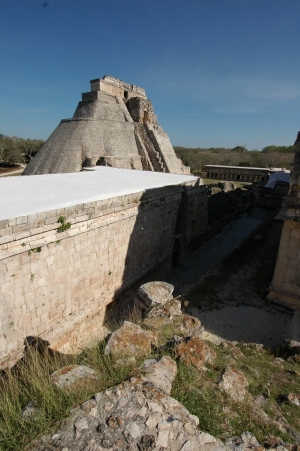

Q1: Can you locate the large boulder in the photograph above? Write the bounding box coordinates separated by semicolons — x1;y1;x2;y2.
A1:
174;334;216;370
179;315;203;337
218;367;249;402
104;321;158;357
135;281;174;310
279;339;300;357
140;356;177;395
225;431;263;451
142;298;183;331
51;365;99;391
286;393;300;407
142;301;203;338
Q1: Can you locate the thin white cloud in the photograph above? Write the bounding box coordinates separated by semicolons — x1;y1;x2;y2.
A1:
165;112;205;116
245;79;300;101
15;107;50;114
147;62;300;111
212;106;263;114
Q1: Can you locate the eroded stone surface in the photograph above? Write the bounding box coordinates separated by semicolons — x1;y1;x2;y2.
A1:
279;340;300;357
104;321;158;357
23;280;300;451
179;315;203;337
141;356;177;395
218;367;249;402
199;330;223;346
225;431;263;451
174;335;216;370
138;281;174;308
28;357;226;451
51;365;99;390
220;340;244;358
286;393;300;406
142;299;182;331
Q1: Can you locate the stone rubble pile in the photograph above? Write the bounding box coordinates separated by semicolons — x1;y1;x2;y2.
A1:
27;281;300;451
28;354;225;451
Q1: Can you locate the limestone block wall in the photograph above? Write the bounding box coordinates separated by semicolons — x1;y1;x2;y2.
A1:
178;185;208;242
269;220;300;309
173;184;208;264
146;125;185;174
0;183;207;368
90;77;147;100
127;98;156;124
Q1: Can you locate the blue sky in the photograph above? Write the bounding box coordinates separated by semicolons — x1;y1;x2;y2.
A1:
1;0;300;150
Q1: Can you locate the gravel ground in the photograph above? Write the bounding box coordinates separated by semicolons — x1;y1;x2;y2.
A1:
167;207;300;347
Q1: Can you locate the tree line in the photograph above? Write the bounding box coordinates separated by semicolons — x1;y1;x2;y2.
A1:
0;134;44;165
0;132;296;172
174;145;296;174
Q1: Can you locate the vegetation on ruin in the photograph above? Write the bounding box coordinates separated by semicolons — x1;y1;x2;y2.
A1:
57;216;71;233
172;345;300;443
174;145;296;174
0;344;136;451
0;314;299;451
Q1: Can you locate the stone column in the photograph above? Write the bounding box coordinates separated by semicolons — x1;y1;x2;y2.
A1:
268;132;300;309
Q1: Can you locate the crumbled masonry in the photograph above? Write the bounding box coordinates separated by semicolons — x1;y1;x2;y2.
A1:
27;281;300;451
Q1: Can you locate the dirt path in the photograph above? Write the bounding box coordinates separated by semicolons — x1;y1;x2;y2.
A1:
186;216;283;311
0;165;24;177
167;207;300;346
167;207;274;296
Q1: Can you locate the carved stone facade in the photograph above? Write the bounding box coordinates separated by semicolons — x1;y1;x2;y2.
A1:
23;76;189;176
201;165;271;183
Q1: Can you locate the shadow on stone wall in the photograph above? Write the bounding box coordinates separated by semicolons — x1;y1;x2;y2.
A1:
103;189;181;327
207;183;254;231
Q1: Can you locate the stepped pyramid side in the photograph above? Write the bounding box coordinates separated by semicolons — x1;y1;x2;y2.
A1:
24;76;189;175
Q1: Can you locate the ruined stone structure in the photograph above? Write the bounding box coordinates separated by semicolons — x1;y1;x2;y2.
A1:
202;165;290;208
269;132;300;309
0;167;207;368
201;165;272;183
23;76;189;176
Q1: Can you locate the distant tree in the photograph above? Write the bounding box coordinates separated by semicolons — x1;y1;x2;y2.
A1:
231;146;247;153
174;144;295;173
0;135;43;165
238;161;251;167
261;145;296;153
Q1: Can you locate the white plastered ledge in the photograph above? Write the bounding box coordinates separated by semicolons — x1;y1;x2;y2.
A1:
0;167;198;221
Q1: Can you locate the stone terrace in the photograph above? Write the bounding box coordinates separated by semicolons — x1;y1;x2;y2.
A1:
0;167;207;368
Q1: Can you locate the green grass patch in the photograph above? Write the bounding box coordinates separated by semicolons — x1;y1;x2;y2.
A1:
0;344;137;451
171;361;229;437
1;319;300;449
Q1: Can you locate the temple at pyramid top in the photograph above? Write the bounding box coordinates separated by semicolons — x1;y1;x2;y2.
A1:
23;76;189;176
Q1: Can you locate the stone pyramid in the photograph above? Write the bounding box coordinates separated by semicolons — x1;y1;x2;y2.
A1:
24;76;189;175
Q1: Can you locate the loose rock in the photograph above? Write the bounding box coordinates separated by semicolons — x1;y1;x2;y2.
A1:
27;356;227;451
136;281;174;308
174;334;216;370
51;365;99;391
104;321;158;357
141;355;177;395
286;393;300;407
218;367;249;402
